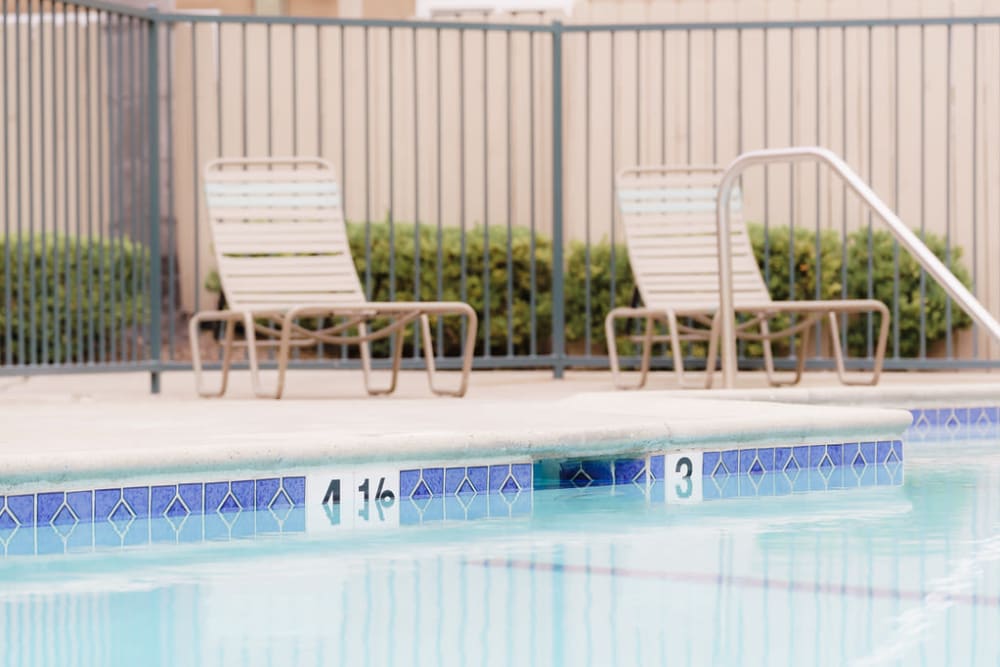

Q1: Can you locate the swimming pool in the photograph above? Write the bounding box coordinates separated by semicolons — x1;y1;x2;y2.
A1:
0;422;997;666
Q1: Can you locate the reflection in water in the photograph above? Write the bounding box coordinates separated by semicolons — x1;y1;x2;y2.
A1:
0;441;998;666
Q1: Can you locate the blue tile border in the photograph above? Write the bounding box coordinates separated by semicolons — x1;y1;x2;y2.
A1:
544;439;904;495
907;406;1000;439
0;476;307;530
400;463;531;501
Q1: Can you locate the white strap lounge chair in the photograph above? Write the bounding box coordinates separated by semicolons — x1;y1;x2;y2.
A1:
190;156;478;399
605;165;889;390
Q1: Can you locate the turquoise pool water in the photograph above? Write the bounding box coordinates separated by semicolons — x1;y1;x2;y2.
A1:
0;430;997;666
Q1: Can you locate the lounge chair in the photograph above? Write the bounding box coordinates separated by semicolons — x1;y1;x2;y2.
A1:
605;165;889;389
190;156;478;398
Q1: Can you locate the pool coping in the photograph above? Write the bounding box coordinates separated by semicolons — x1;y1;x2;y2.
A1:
0;394;912;489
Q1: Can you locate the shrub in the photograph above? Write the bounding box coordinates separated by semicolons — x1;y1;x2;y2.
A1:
202;219;972;362
0;236;150;364
346;221;553;356
745;223;845;357
564;240;633;350
844;228;972;357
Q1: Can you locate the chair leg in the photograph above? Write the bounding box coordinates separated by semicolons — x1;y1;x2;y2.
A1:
790;323;811;386
831;308;889;386
761;319;779;386
422;310;477;397
420;314;438;389
605;311;626;389
244;312;280;399
273;313;295;400
829;312;848;380
190;312;238;398
218;319;237;396
666;310;707;389
761;317;808;387
360;320;405;397
606;310;656;390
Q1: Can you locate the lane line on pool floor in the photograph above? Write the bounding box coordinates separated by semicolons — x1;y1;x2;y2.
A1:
469;558;1000;609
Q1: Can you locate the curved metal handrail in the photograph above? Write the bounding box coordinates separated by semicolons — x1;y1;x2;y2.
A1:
715;146;1000;388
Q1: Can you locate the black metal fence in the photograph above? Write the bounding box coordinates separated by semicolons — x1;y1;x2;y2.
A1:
4;1;1000;391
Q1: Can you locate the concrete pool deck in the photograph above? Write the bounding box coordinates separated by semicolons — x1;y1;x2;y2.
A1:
3;368;995;486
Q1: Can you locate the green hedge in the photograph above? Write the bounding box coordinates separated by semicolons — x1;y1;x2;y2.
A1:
566;224;972;358
205;220;971;360
0;236;150;364
346;221;553;356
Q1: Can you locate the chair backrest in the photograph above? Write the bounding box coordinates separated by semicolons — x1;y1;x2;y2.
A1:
203;157;366;312
616;165;771;312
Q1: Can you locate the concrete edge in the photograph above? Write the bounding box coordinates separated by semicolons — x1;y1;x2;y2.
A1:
0;401;913;488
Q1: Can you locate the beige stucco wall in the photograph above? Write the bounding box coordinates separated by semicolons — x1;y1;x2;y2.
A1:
1;14;119;244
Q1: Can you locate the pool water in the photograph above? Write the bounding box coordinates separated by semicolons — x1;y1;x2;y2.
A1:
1;431;998;666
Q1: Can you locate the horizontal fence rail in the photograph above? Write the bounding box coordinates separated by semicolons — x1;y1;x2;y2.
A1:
4;4;1000;390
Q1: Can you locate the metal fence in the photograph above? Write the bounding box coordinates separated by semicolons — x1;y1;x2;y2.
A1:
4;1;1000;391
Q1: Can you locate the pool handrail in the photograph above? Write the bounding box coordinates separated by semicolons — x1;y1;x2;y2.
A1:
715;146;1000;389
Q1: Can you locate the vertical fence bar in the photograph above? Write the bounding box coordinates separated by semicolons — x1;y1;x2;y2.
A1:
85;5;94;365
435;28;444;357
39;0;47;366
166;19;175;361
660;28;665;162
762;28;770;288
339;25;347;359
459;29;468;352
481;27;490;359
551;22;565;377
945;24;953;358
919;25;927;358
584;31;591;356
971;25;978;358
711;29;717;163
66;2;74;363
51;0;60;365
505;29;513;358
363;26;371;299
191;20;200;326
528;29;536;358
241;23;246;157
15;0;24;366
413;27;422;360
635;29;640;162
96;9;107;365
148;11;161;392
27;0;36;367
788;28;795;359
129;17;139;362
814;27;822;356
2;0;8;367
608;32;616;335
839;26;848;355
266;23;272;155
685;30;691;165
892;26;900;359
866;25;874;359
388;27;395;312
117;13;126;360
74;6;83;363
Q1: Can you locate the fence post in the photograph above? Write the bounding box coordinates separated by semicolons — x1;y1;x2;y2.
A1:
147;8;162;394
551;20;565;379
